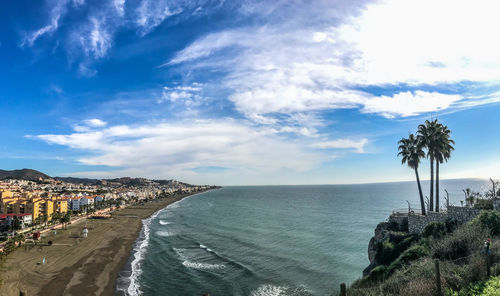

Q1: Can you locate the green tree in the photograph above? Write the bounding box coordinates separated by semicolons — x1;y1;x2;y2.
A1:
14;233;25;246
398;133;426;215
418;119;440;211
11;216;21;232
41;214;48;227
3;239;16;255
433;123;454;211
418;119;454;212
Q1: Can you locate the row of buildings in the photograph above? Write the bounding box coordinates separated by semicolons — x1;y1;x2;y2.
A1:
0;177;213;231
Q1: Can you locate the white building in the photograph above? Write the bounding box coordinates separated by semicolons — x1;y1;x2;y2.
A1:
70;198;81;211
79;197;95;208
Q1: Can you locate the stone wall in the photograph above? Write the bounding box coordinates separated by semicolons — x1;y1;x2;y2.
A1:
408;206;482;234
447;206;482;223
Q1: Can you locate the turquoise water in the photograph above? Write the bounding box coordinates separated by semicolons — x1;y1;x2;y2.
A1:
117;179;490;296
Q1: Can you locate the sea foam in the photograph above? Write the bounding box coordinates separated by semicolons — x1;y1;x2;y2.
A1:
121;196;193;296
182;260;225;270
156;230;173;237
251;284;287;296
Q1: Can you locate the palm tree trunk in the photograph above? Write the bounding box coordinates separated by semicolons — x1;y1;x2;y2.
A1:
430;155;434;211
415;168;426;215
435;160;440;212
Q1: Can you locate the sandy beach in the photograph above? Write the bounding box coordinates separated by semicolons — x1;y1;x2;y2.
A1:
0;194;194;296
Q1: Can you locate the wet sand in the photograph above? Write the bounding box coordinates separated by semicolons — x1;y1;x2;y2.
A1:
0;194;194;296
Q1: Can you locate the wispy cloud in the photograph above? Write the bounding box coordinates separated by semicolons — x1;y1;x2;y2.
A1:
312;138;368;153
21;0;70;47
21;0;218;74
34;120;333;180
166;0;500;128
135;0;183;36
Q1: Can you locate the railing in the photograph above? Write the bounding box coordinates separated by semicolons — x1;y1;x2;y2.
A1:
392;208;424;216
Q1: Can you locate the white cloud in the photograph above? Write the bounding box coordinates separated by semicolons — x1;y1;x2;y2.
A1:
167;0;500;126
312;138;368;153
135;0;182;36
35;120;327;180
160;85;204;107
337;0;500;85
21;0;70;47
77;17;113;59
84;118;107;127
113;0;125;16
73;119;108;132
362;91;463;118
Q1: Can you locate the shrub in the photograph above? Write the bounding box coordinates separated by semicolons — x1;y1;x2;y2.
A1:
376;239;395;265
369;265;389;282
399;277;440;296
422;222;447;239
481;276;500;295
432;223;490;261
445;218;459;233
472;210;500;235
387;244;429;274
378;258;436;295
474;199;494;210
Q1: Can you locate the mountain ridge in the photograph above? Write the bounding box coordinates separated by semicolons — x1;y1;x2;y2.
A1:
0;168;194;186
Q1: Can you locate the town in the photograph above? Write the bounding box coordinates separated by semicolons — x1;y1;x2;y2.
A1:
0;171;214;236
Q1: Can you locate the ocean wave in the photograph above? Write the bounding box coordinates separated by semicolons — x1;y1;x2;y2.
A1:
159;220;171;225
125;210;160;296
156;230;174;237
251;284;312;296
199;244;213;252
120;198;189;296
251;284;287;296
182;260;225;270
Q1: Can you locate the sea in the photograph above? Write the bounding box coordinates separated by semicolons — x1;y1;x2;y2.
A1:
116;178;491;296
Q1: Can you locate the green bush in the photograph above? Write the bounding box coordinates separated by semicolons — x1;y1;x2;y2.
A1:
376;239;395;265
474;199;494;210
422;221;447;239
369;265;389;282
387;244;429;274
445;218;460;233
432;223;490;261
472;210;500;235
481;276;500;295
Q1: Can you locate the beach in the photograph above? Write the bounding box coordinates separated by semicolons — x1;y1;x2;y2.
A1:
0;194;193;296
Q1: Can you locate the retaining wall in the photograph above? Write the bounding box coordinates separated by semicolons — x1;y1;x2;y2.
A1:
408;206;482;234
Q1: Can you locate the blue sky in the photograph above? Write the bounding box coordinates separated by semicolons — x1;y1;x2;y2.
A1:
1;0;499;185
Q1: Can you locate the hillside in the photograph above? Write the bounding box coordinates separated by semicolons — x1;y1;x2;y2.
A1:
0;169;51;181
0;168;195;187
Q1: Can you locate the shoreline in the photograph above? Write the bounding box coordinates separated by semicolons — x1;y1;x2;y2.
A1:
116;190;208;296
0;191;210;296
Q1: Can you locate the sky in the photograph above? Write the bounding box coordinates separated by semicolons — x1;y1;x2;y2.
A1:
0;0;499;185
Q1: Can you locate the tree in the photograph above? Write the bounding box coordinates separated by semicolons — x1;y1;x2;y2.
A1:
433;123;454;211
3;239;16;255
13;216;21;231
51;212;61;224
14;233;25;246
41;214;48;227
59;212;71;230
398;134;426;215
417;119;440;211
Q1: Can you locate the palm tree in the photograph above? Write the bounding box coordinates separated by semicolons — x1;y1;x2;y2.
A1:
418;119;440;212
434;123;455;211
398;134;426;215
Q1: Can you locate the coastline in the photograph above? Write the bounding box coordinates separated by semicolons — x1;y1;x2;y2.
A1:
115;190;209;296
0;192;208;296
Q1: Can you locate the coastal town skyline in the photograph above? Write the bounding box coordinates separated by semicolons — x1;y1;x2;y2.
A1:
1;0;499;185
